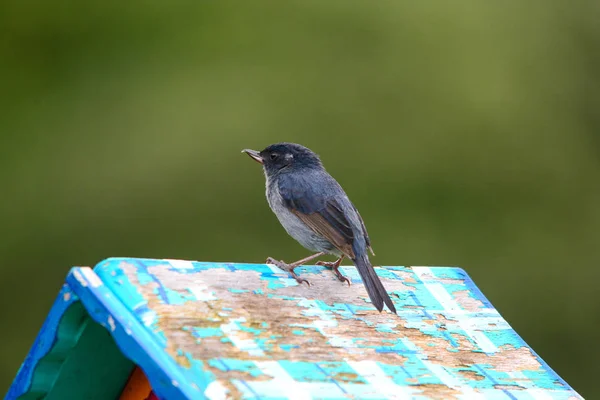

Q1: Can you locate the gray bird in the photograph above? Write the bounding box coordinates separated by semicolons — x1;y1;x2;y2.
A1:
242;143;396;313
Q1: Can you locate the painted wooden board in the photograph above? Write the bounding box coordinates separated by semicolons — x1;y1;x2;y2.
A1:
7;258;581;400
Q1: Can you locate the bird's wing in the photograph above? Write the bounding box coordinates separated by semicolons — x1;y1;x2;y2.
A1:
279;170;392;313
278;172;356;258
352;204;375;256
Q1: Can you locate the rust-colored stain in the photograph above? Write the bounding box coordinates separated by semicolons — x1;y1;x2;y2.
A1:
457;369;485;381
333;372;360;381
413;384;460;400
453;290;485;311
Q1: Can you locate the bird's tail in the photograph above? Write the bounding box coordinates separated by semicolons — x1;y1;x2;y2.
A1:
353;253;397;314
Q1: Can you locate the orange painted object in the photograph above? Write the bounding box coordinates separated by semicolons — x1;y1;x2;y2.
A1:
119;366;153;400
145;391;159;400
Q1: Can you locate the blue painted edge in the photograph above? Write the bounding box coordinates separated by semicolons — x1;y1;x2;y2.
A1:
454;267;574;391
65;267;204;400
5;284;77;400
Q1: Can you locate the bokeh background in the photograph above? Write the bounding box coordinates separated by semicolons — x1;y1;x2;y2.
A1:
1;1;599;397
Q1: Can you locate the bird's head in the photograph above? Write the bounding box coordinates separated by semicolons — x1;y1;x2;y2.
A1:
242;142;322;176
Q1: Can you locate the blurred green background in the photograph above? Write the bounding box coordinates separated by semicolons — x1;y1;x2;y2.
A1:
1;1;599;397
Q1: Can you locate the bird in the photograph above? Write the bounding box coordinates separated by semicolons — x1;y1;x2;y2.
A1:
242;142;396;313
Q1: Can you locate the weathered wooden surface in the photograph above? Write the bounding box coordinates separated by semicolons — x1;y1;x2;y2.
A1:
93;258;581;399
8;257;582;399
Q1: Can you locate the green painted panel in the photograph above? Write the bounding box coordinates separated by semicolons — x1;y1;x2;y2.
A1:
18;301;134;400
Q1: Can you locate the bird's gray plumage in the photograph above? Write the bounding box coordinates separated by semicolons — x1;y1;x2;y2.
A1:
267;174;339;255
243;142;396;313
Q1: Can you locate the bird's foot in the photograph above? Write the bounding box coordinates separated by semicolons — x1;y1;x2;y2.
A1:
266;257;311;286
316;260;351;286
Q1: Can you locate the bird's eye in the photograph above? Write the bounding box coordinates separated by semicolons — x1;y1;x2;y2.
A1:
270;153;278;160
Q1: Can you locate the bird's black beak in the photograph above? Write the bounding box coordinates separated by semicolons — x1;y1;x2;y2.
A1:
242;149;263;164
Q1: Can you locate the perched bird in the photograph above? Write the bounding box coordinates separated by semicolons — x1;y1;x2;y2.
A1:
242;143;396;313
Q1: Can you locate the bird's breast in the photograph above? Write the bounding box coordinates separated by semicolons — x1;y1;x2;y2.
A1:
265;179;336;254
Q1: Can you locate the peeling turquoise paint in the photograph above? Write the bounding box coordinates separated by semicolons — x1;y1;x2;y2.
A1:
208;359;264;377
253;338;271;352
7;258;582;400
521;369;565;389
278;344;298;352
386;357;441;386
228;289;249;294
163;287;195;305
184;357;215;393
372;339;419;355
137;272;154;286
99;267;146;314
278;361;328;382
239;325;262;335
192;328;223;338
375;323;395;333
486;329;527;349
319;362;369;384
267;294;298;301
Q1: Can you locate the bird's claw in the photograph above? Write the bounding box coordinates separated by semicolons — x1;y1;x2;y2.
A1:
334;271;351;286
266;257;311;286
292;274;311;286
338;274;351;286
316;261;351;286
